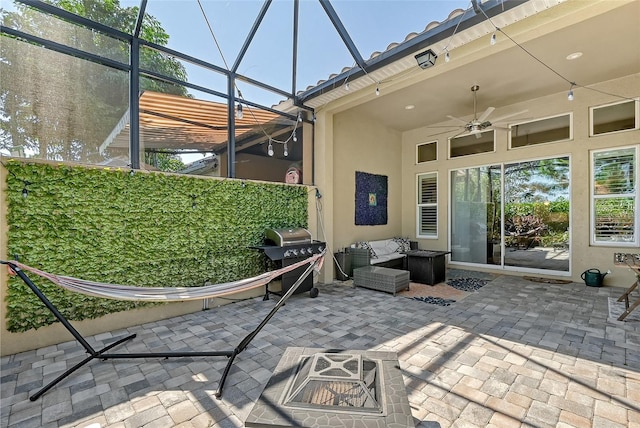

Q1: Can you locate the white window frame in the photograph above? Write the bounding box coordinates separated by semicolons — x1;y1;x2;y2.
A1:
508;112;573;149
590;145;639;246
417;172;438;239
448;129;495;159
589;98;640;137
416;140;437;164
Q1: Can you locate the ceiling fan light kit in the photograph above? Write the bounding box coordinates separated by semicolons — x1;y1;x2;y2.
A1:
445;85;527;138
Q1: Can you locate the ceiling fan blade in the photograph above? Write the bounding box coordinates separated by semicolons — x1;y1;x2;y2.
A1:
477;106;495;122
489;109;528;124
451;129;469;139
425;125;464;129
446;115;470;125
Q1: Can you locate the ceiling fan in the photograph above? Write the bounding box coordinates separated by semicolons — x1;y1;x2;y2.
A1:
446;85;527;138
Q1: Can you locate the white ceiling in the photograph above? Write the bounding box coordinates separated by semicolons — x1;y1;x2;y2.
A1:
310;0;640;133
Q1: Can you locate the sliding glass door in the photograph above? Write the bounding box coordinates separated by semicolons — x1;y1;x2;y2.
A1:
450;165;501;265
451;156;570;273
503;157;570;272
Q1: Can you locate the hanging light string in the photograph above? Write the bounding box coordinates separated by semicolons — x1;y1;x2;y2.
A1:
476;5;636;103
342;55;397;97
196;0;302;156
342;61;358;91
440;4;470;62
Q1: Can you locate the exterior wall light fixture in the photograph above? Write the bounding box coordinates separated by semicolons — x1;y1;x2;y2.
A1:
415;49;437;69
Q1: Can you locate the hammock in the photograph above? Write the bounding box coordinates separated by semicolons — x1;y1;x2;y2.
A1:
1;250;325;402
8;252;324;302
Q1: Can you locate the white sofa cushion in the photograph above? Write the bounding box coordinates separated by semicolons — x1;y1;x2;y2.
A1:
351;238;409;266
370;251;405;265
369;239;400;257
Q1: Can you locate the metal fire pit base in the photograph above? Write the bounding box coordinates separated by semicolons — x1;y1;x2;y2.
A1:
245;347;413;428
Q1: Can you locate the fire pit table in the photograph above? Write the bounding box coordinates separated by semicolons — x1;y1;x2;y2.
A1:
245;347;413;428
405;250;450;285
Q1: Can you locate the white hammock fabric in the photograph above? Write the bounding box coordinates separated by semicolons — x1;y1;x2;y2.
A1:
9;251;325;302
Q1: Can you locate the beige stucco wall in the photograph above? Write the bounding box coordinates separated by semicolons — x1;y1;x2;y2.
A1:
310;105;403;283
332;109;404;250
400;73;639;287
312;74;638;287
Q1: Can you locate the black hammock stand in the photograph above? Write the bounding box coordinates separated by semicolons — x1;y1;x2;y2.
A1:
1;254;323;402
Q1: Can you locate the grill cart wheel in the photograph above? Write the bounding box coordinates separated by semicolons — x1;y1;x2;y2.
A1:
310;287;319;298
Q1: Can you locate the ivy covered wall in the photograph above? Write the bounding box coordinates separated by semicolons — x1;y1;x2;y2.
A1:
2;160;309;332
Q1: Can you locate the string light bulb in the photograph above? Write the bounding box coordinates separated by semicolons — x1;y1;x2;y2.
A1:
293;134;297;142
283;142;288;157
345;82;350;91
267;140;274;157
297;112;302;122
236;103;243;119
567;82;575;101
375;84;380;96
444;50;450;63
490;31;497;45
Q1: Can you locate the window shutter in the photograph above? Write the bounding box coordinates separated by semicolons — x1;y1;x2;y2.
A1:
420;175;437;204
592;147;637;245
417;173;437;237
419;206;437;235
594;149;635;195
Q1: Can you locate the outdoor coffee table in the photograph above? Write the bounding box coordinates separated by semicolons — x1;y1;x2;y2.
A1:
353;265;409;296
405;250;450;285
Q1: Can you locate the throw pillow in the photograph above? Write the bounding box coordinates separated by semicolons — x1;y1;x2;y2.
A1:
393;237;412;252
357;241;377;259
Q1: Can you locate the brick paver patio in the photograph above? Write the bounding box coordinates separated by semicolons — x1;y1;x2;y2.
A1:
2;271;640;427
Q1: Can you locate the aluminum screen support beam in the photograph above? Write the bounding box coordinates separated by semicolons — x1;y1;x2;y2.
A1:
228;75;237;178
130;39;141;169
318;0;366;71
291;0;300;99
232;0;272;74
128;0;146;169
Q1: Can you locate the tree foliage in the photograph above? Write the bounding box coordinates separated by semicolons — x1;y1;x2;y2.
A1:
504;158;569;203
0;0;187;163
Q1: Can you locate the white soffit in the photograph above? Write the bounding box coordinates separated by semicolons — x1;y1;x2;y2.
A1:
302;0;566;110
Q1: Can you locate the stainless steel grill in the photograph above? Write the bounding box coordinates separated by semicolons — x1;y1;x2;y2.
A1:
266;227;312;246
252;227;325;298
260;228;325;261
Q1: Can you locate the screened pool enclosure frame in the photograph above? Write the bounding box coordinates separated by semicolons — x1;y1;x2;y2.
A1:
1;0;523;176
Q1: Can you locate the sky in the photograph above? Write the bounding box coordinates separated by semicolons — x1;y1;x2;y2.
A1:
136;0;471;107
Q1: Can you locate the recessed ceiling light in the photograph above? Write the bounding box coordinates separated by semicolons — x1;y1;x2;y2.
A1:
405;104;415;110
566;52;583;60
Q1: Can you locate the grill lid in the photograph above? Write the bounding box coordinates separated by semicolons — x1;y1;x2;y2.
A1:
266;228;312;246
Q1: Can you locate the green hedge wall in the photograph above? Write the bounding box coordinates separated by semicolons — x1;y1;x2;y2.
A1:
3;160;309;332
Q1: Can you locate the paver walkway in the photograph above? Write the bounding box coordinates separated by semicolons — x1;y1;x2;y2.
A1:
2;272;640;427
